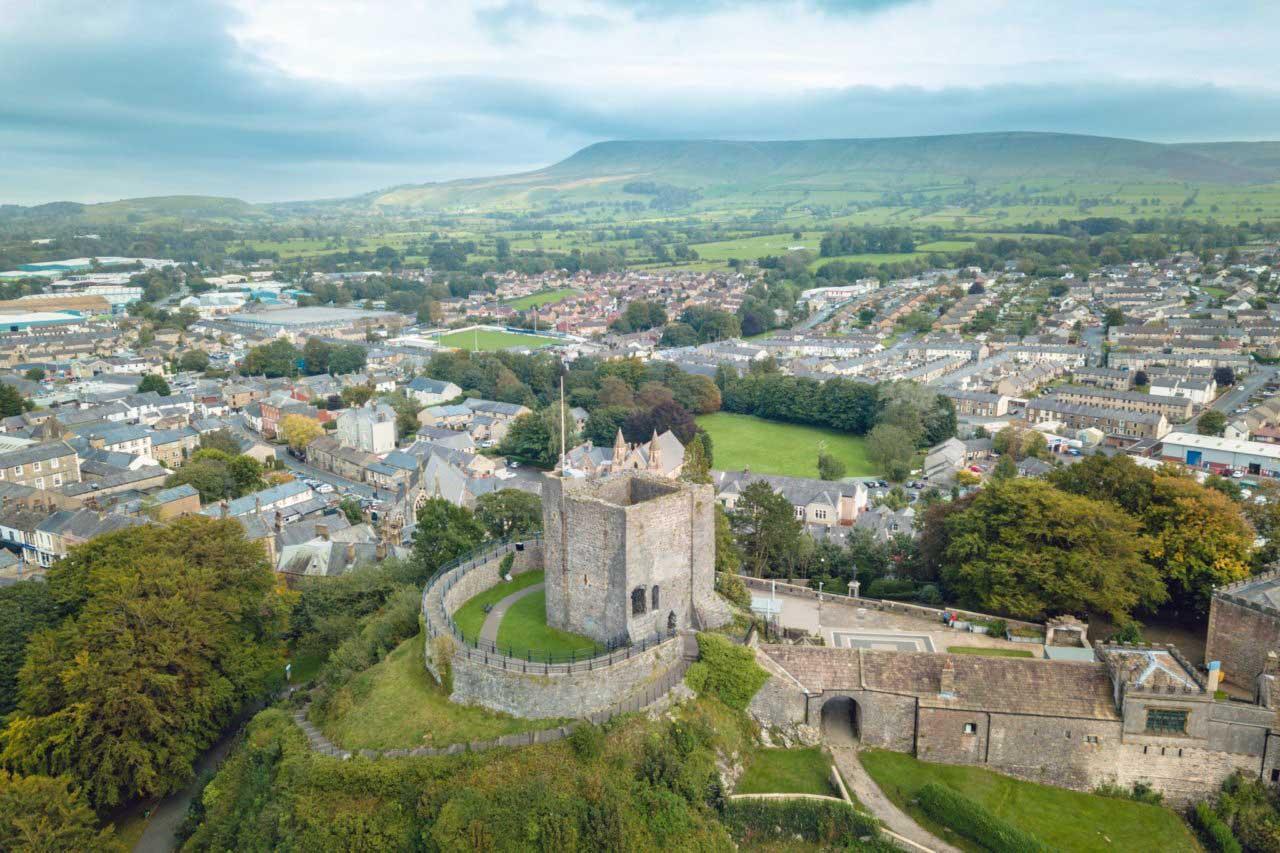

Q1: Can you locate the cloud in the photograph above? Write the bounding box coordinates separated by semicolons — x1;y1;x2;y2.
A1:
1;0;1279;204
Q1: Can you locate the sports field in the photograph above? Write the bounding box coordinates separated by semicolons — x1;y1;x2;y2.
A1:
696;412;875;478
435;327;559;351
504;287;581;310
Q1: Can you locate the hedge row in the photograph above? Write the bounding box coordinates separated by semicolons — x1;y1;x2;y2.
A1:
721;798;890;849
916;783;1049;853
1193;802;1242;853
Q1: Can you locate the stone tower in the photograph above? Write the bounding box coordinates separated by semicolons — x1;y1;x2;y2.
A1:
542;471;721;645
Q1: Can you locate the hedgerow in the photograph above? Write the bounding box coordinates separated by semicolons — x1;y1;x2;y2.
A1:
916;782;1049;853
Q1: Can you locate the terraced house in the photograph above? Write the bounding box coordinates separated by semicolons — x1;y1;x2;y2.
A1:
0;441;80;489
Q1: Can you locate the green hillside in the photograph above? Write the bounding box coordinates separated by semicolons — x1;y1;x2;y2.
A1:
1;194;265;227
368;132;1280;212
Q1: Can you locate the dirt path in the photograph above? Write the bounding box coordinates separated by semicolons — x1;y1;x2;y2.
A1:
829;746;962;853
479;582;544;646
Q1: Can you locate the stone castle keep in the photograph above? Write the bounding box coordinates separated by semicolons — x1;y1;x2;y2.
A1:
541;473;722;645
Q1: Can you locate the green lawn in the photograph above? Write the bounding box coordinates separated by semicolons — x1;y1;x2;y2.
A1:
946;646;1035;658
496;588;602;660
737;748;836;796
504;287;581;310
860;750;1200;853
316;632;561;750
452;570;547;643
435;328;559;351
696;412;875;478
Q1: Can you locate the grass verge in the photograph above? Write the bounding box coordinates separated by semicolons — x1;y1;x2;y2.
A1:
737;747;836;796
859;749;1200;853
946;646;1035;658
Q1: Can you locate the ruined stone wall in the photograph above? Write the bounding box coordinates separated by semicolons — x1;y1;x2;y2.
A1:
450;634;683;719
1207;594;1280;687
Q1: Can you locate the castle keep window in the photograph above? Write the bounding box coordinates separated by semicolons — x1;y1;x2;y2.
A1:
632;587;647;615
1145;708;1189;735
651;585;660;610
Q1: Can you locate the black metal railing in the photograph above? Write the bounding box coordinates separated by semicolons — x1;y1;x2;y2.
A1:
421;534;679;674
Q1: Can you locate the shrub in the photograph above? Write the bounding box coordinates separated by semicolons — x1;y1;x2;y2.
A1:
866;578;917;600
685;634;768;710
498;553;514;575
716;571;751;608
916;782;1049;853
568;723;604;761
1095;780;1163;805
720;798;887;848
312;585;421;718
430;633;455;692
1194;801;1242;853
917;584;943;605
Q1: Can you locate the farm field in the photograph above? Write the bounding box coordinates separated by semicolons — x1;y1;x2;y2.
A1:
689;231;824;261
696;412;875;478
435;327;560;351
503;287;581;310
859;749;1199;853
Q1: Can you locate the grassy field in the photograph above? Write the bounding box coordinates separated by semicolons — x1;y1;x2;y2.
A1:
435;328;559;351
736;748;836;796
697;412;875;478
316;632;561;750
945;646;1035;658
504;287;581;310
860;750;1200;853
452;570;546;643
496;588;601;659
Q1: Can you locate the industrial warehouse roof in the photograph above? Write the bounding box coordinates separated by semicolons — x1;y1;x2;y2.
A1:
1161;431;1280;459
224;306;399;327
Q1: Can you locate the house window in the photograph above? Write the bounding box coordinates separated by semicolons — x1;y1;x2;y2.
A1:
1271;769;1279;783
50;458;58;469
651;585;660;611
1145;709;1189;735
12;466;20;476
1085;735;1100;744
52;474;62;487
794;506;804;519
631;587;647;616
31;461;40;472
34;478;43;489
963;723;977;735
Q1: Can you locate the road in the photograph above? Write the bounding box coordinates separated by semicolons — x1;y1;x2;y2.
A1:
277;452;380;500
1184;364;1278;432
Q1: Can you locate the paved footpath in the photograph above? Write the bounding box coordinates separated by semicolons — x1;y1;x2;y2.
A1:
830;746;962;853
479;582;544;645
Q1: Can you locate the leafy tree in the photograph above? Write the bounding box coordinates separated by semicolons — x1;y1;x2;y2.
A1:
596;376;635;408
682;435;712;484
1133;369;1149;388
327;344;367;376
0;771;121;851
22;368;44;382
410;499;487;582
474;489;543;538
1103;307;1127;328
178;349;211;373
137;373;171;396
714;504;741;577
164;449;263;503
199;429;243;456
991;455;1018;481
817;450;846;481
341;384;375;408
1143;475;1253;612
582;405;630;446
609;300;667;333
993;426;1048;460
302;337;331;375
0;584;60;717
280;414;324;453
866;424;915;481
0;385;31;417
658;322;699;348
936;479;1163;620
623;400;698;445
240;339;302;378
338;496;364;524
1197;409;1227;437
0;518;286;811
500;412;554;466
730;481;803;577
1213;366;1236;387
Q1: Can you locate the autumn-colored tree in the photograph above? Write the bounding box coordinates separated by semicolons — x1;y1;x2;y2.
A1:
0;771;121;851
279;413;324;453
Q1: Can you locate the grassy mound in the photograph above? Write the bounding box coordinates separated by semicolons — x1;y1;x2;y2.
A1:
496;589;601;659
316;632;559;751
452;570;545;643
860;749;1199;853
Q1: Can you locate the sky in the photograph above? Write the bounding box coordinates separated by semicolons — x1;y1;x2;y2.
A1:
3;0;1280;204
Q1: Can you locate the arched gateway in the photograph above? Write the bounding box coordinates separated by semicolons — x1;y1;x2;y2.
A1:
820;695;861;746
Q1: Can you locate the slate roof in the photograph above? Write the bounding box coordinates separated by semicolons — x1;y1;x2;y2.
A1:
0;441;77;467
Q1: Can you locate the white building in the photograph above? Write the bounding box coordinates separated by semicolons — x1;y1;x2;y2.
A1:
336;401;398;455
1160;432;1280;478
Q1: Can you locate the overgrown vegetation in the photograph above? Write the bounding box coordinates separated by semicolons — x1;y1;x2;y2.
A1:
685;633;769;711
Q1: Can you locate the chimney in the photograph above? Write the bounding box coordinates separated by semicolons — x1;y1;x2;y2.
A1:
316;523;329;541
939;658;956;698
1207;660;1222;694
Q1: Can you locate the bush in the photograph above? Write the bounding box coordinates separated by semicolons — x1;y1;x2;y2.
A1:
866;578;917;600
685;634;769;710
498;553;514;575
916;782;1049;853
568;723;605;761
1194;801;1242;853
1095;780;1163;805
917;584;943;606
720;798;888;849
312;585;421;718
716;571;751;608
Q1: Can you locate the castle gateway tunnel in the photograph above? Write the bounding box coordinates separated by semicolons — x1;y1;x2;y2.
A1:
820;695;860;746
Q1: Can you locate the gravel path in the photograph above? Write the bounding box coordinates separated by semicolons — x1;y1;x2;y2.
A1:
829;746;961;853
478;582;544;646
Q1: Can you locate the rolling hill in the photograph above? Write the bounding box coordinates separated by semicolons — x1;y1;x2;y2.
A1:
365;132;1280;212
